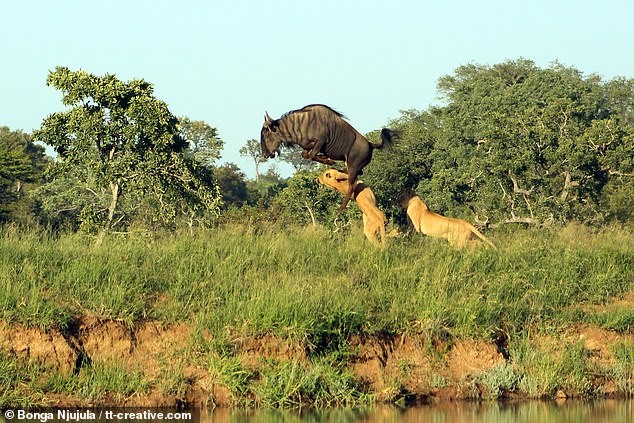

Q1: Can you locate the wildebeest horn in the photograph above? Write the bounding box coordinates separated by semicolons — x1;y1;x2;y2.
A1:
264;111;273;125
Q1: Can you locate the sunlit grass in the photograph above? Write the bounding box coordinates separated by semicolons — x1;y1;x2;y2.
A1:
0;223;633;406
1;224;632;342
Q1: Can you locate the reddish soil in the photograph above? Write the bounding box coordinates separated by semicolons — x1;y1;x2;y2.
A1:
0;317;632;408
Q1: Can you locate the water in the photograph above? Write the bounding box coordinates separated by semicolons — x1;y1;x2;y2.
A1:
2;401;631;422
200;400;633;423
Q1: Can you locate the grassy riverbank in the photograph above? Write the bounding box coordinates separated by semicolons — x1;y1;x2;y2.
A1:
1;223;633;407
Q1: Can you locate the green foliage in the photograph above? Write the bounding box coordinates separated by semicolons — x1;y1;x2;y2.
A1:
3;59;634;409
1;224;632;340
250;359;369;408
0;225;633;405
4;58;632;236
46;362;150;402
179;116;223;167
277;144;321;173
557;342;595;396
272;169;359;230
0;126;49;224
245;168;287;207
511;337;562;398
208;355;254;401
214;163;248;207
365;59;634;226
31;172;104;232
511;337;598;398
0;352;47;407
32;67;221;241
240;138;268;182
475;363;521;399
610;342;634;395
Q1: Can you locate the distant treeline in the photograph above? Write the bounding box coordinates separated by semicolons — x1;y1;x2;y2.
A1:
1;59;632;239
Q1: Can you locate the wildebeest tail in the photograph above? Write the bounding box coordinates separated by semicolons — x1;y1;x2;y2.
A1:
372;128;397;149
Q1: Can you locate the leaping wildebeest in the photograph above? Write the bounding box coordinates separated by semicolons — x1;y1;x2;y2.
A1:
260;104;394;210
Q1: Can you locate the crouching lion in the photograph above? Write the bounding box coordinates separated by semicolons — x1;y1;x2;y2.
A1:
398;191;496;250
317;169;387;246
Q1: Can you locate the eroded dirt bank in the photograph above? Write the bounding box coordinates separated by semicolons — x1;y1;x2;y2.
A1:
1;317;632;408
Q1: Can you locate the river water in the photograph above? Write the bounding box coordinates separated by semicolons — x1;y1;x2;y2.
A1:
201;400;633;423
2;401;631;422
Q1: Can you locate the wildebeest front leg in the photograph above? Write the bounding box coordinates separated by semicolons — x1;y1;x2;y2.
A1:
307;138;328;159
301;149;336;165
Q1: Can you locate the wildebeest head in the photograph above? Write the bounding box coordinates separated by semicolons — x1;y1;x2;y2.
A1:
260;112;282;159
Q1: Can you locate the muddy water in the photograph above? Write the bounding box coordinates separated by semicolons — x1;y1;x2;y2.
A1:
201;400;633;423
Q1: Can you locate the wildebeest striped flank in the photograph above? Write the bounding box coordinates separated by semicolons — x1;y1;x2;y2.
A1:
260;104;394;210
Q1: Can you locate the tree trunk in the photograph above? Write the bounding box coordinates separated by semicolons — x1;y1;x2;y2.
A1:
255;157;261;183
304;201;316;226
95;181;120;247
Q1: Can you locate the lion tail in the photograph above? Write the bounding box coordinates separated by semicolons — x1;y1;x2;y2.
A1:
470;226;497;250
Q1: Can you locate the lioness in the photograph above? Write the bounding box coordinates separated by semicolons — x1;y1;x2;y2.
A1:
317;169;387;246
398;191;496;250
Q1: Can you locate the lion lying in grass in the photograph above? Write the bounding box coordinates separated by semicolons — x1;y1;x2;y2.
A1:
398;191;496;250
317;169;387;246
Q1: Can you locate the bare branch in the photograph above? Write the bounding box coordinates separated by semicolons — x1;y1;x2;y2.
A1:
560;171;580;202
55;206;79;215
473;213;490;229
84;186;101;197
608;170;634;177
508;173;534;218
509;173;533;195
490;216;541;228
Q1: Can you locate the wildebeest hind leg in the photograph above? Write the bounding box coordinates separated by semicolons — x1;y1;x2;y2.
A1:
338;170;358;211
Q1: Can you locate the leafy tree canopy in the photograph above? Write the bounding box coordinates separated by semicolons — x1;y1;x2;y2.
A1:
180;117;223;167
214;162;248;208
0;126;49;222
364;59;634;226
240;138;267;182
273;168;361;230
33;67;221;242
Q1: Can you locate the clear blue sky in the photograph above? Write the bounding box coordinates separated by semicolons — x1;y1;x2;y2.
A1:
2;0;633;178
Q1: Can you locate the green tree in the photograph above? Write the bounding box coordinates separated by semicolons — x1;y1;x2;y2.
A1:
214;163;248;207
0;126;48;223
31;173;100;231
239;138;267;182
432;60;632;224
244;167;286;207
273;169;357;228
363;111;436;221
277;144;320;173
366;59;634;226
33;67;221;243
180;117;223;167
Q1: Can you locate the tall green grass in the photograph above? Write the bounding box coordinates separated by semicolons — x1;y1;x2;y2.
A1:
0;352;150;407
45;362;150;402
1;224;633;406
611;342;634;395
1;223;632;344
0;352;43;407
